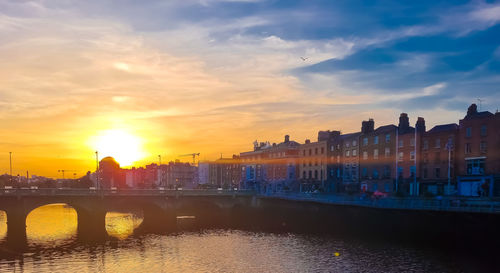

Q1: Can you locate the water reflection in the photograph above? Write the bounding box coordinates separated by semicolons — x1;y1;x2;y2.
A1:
26;204;77;246
0;211;6;241
105;211;143;240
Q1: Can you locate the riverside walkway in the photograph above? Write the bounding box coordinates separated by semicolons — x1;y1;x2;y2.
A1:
262;192;500;214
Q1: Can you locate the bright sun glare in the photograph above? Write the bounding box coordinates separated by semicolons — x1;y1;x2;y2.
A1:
92;129;145;166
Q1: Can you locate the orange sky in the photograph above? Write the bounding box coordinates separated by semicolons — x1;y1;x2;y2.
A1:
0;1;469;178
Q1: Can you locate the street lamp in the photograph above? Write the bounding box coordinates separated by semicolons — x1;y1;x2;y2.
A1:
9;152;12;185
95;151;99;189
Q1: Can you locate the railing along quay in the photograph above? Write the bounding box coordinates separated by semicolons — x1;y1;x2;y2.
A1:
264;192;500;214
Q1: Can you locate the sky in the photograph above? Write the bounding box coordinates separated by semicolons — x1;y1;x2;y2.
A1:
0;0;499;177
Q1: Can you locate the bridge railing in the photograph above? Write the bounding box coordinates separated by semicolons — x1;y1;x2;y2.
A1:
0;188;256;197
264;192;500;214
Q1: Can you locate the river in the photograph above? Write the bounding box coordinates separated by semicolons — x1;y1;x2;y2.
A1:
0;204;489;272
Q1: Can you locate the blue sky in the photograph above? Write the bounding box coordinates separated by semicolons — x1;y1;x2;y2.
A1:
0;0;499;174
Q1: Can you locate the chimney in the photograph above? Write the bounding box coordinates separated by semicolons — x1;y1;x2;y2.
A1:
362;119;375;134
416;117;426;133
305;139;311;144
398;113;410;134
318;131;330;141
466;103;478;117
284;135;290;143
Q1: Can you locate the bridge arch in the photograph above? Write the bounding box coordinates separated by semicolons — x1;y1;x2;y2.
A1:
25;203;78;244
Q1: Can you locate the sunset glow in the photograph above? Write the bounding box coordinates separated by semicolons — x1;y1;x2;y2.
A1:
90;129;145;167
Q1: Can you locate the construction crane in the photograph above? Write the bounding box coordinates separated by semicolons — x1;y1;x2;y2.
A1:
58;169;78;179
178;153;200;166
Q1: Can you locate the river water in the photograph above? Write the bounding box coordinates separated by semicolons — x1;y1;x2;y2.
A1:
0;204;487;272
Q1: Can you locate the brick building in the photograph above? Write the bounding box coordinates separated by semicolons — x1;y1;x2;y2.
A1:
456;104;500;196
420;123;459;195
299;136;328;192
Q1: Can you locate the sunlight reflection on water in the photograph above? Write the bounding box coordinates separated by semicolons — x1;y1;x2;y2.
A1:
0;211;6;241
105;211;143;240
26;204;77;245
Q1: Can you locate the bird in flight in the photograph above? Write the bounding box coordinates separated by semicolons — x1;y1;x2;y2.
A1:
300;57;309;61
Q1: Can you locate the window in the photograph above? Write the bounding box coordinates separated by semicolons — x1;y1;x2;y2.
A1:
362;168;367;178
321;147;324;154
385;134;391;143
363;151;368;160
372;183;378;192
314;170;318;179
399;140;403;148
374;149;379;159
383;166;391;178
435;139;440;148
346;150;350;157
372;169;379;179
410;166;416;178
352;149;357;156
330;145;334;152
363;137;368;146
480;141;487;153
466;127;471;138
315;148;318;155
410;138;415;147
309;149;312;156
423;168;428;179
384;183;390;193
466;158;485;175
352;140;357;146
423;140;428;150
309;170;312;179
374;136;379;145
303;150;306;156
346;142;350;148
398;152;403;161
423;153;428;163
385;147;390;157
435;168;440;178
465;143;471;154
410;151;415;161
480;125;487;136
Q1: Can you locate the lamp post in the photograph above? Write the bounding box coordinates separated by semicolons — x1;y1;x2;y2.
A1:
445;140;453;195
95;151;99;189
158;155;162;187
9;152;12;185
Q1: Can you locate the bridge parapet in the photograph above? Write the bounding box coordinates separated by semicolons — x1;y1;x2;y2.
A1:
0;188;256;197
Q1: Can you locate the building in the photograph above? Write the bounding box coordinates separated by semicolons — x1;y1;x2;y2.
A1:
197;161;210;185
98;156;126;189
456;104;500;197
299;136;328;192
394;113;425;195
240;141;271;191
320;130;342;193
420;123;459;195
213;155;241;189
262;135;300;193
164;161;196;189
341;132;361;192
359;120;398;193
323;130;344;193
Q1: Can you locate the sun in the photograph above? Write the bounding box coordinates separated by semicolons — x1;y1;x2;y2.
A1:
91;129;145;167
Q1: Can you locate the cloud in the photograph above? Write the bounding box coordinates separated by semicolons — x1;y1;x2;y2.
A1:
0;0;499;176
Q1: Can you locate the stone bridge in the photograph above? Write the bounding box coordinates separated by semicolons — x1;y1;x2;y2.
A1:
0;189;257;244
